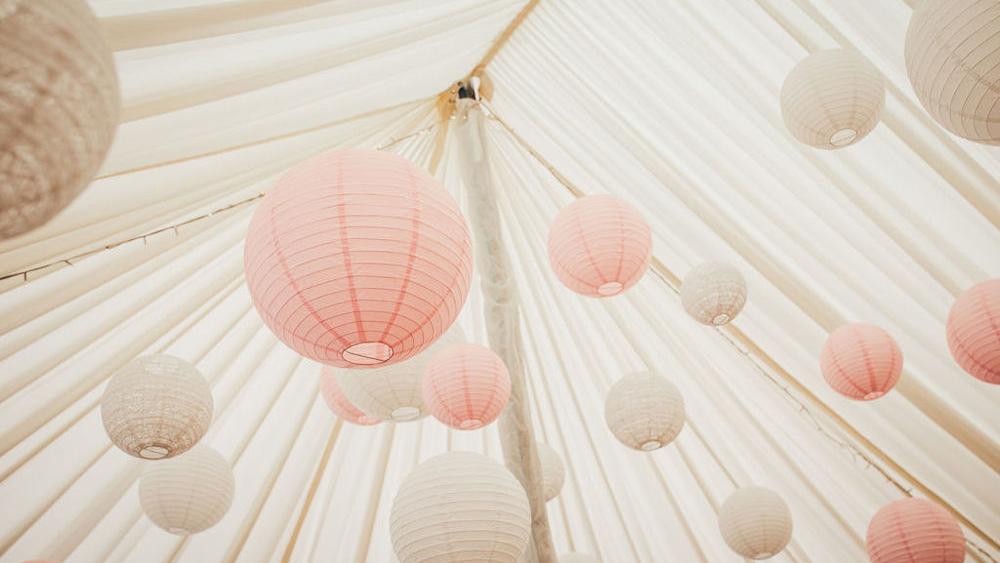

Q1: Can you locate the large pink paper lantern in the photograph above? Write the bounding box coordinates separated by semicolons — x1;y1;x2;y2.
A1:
422;343;511;430
866;498;965;563
547;194;652;297
820;323;902;400
244;149;473;368
320;367;380;425
947;279;1000;384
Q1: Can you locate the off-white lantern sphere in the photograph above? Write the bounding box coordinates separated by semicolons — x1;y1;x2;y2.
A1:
781;49;885;149
101;354;213;460
718;486;794;560
681;262;747;326
604;372;685;451
906;0;1000;145
537;443;566;502
390;451;531;563
560;554;600;563
139;445;235;535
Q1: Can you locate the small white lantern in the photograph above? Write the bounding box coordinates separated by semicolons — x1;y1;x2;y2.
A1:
560;553;600;563
718;486;793;560
139;445;235;535
604;372;685;451
680;262;747;326
537;443;566;502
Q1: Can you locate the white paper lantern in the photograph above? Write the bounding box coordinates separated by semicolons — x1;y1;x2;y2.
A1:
101;354;213;460
604;372;685;451
390;451;531;563
906;0;1000;145
718;487;793;560
781;49;885;149
537;443;566;502
0;0;120;239
560;554;600;563
681;262;747;326
139;445;235;535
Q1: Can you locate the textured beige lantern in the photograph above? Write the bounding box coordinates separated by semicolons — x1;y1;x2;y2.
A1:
139;445;235;535
604;372;685;451
718;486;793;560
537;443;566;502
681;262;747;326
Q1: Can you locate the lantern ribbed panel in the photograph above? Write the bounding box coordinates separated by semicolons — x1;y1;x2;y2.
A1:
389;452;531;563
139;445;235;535
422;343;511;430
319;366;380;425
547;195;652;298
604;372;685;451
680;262;747;326
243;149;473;368
905;0;1000;145
0;0;120;240
866;498;965;563
820;323;903;400
537;443;565;502
947;279;1000;384
559;554;600;563
718;487;793;560
780;49;885;149
100;354;213;460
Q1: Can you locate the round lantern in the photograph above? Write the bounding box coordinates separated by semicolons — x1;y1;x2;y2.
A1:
604;372;685;451
0;0;120;240
243;149;473;369
718;486;793;560
139;445;235;535
947;279;1000;384
422;343;511;430
390;451;531;563
680;262;747;326
820;323;903;400
866;498;965;563
780;49;885;149
906;0;1000;145
547;194;652;297
319;367;380;425
537;443;565;502
560;554;600;563
100;354;213;460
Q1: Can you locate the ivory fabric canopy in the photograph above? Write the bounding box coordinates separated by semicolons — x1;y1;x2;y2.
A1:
1;1;998;562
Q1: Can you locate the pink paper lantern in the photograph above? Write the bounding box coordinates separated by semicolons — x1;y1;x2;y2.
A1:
422;343;511;430
547;194;652;297
244;149;473;368
866;498;965;563
320;367;380;425
947;279;1000;384
820;323;902;400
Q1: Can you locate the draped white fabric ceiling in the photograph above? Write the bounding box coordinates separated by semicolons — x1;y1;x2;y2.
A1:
1;1;998;562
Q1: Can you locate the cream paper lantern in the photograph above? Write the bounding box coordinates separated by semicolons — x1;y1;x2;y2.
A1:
906;0;1000;145
101;354;213;460
390;451;531;563
537;443;566;502
604;372;685;451
681;262;747;326
0;0;121;239
718;486;793;560
560;554;600;563
781;49;885;149
139;445;235;535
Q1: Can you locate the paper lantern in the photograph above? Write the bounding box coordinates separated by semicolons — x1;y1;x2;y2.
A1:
560;554;600;563
0;0;120;240
866;498;965;563
139;445;235;535
906;0;1000;145
537;443;565;502
547;194;652;297
781;49;885;149
947;279;1000;384
319;367;380;425
390;451;531;563
820;323;902;400
244;149;473;369
681;262;747;326
718;487;793;560
604;372;685;451
422;343;511;430
100;354;213;460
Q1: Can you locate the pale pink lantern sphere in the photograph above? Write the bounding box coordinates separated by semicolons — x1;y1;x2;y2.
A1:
866;498;965;563
244;149;473;369
820;323;902;400
422;343;511;430
320;366;380;425
947;279;1000;384
547;194;652;297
